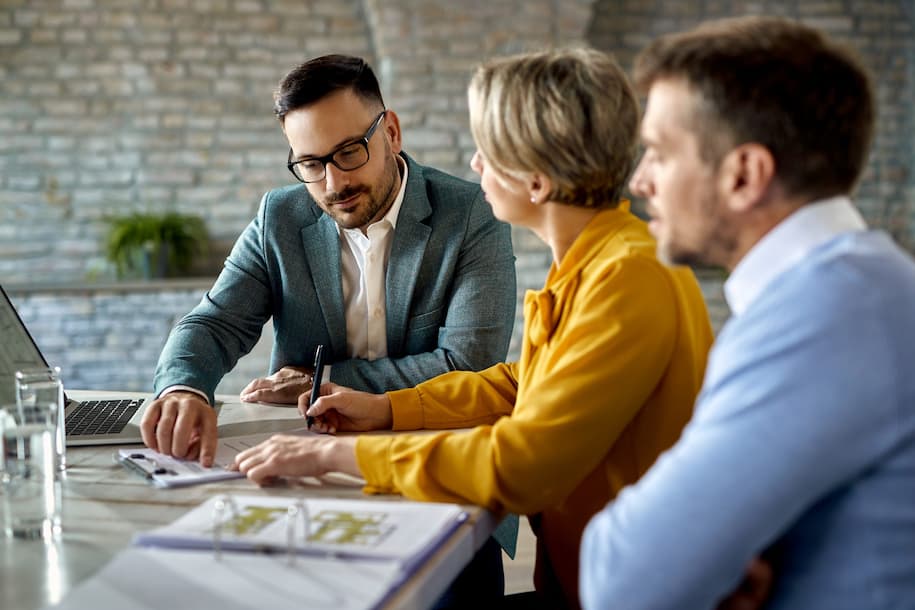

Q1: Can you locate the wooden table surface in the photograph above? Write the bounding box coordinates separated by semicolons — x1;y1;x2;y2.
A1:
1;391;495;610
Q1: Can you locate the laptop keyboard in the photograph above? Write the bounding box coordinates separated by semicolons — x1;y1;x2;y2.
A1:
66;398;145;437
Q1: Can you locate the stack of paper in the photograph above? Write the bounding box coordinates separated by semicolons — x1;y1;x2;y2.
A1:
49;496;468;610
136;495;468;572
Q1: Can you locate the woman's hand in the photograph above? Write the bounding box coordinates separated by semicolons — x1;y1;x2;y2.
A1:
300;383;394;434
233;434;359;485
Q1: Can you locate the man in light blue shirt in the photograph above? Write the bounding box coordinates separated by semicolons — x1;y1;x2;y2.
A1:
580;16;915;610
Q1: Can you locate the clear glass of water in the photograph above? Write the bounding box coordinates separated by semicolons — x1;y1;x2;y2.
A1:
0;403;61;540
15;367;65;472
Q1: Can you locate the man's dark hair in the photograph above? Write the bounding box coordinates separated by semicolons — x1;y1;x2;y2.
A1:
273;54;385;121
634;16;875;201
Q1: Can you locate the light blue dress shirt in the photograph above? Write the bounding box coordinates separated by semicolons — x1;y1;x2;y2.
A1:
580;197;915;609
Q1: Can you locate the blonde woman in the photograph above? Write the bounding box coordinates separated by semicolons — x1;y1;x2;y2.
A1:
235;48;713;609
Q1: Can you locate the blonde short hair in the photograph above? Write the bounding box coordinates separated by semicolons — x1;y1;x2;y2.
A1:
468;48;639;208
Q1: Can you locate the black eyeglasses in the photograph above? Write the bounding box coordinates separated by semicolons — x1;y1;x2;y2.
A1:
286;110;387;183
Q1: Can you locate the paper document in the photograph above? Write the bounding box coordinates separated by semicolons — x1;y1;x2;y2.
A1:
135;495;468;573
47;546;403;610
117;428;314;488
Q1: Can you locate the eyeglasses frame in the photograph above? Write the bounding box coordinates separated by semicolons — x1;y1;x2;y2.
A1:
286;110;388;184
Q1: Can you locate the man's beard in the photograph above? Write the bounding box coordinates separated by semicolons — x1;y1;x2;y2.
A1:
661;190;736;269
320;149;400;231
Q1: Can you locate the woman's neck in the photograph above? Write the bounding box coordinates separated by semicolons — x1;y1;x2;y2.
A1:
532;203;602;265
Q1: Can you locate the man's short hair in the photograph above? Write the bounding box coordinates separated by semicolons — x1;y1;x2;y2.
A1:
634;16;875;201
468;48;639;208
273;54;385;121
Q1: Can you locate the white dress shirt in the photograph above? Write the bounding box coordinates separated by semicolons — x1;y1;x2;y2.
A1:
338;158;408;362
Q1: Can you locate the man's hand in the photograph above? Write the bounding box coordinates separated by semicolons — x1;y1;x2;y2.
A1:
716;557;774;610
140;391;218;467
301;383;393;433
240;366;313;405
233;434;359;485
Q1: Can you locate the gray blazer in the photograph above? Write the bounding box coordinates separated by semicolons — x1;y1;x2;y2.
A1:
154;153;517;404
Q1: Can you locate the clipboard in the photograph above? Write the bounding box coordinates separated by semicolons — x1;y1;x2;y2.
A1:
117;448;243;488
115;427;315;488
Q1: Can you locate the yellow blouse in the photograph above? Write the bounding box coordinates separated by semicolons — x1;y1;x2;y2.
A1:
356;202;713;607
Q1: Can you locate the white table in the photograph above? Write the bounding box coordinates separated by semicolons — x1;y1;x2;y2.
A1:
1;391;496;610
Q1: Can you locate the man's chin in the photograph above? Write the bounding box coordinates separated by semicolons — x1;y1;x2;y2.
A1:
333;214;369;231
657;242;690;267
656;247;678;267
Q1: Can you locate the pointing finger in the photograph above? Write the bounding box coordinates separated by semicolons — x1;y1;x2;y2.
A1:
198;410;218;467
140;400;162;452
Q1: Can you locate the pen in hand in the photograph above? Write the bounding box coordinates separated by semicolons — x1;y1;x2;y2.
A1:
306;344;324;429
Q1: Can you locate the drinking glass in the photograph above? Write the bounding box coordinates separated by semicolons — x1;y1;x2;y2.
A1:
0;403;61;540
15;367;65;472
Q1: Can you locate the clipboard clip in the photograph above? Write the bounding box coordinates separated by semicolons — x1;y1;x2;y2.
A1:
117;452;178;480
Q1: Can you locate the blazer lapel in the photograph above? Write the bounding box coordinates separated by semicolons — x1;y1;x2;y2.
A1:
301;215;348;357
386;161;432;356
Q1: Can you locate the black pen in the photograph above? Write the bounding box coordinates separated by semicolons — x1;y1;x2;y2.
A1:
306;344;325;429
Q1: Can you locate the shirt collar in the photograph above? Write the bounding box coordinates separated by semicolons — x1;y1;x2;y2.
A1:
340;155;408;238
724;196;867;316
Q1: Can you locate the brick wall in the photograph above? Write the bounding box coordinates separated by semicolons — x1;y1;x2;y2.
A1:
589;0;915;247
0;0;374;283
7;281;275;395
1;1;910;390
2;2;911;281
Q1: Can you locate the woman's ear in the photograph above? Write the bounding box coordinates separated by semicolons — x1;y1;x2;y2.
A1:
528;173;554;204
718;143;776;213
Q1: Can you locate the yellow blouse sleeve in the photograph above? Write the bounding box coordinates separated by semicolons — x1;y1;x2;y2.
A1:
386;362;520;430
357;256;688;512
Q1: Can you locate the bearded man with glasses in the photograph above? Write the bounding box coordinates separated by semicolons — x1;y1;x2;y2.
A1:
142;55;516;481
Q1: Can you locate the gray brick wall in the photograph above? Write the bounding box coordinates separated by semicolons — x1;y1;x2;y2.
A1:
589;0;915;248
7;282;274;396
1;0;374;283
0;1;908;391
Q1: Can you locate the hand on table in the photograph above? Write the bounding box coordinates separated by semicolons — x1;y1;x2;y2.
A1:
140;391;217;466
240;365;314;404
233;434;359;485
299;383;393;433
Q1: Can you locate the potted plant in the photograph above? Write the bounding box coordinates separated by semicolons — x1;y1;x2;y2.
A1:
104;212;208;279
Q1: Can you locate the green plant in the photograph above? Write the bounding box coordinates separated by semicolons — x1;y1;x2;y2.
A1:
104;212;208;279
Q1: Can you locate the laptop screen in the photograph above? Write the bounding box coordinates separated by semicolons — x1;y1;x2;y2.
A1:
0;286;52;405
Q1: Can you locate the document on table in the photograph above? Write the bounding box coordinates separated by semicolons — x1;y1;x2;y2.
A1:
135;495;469;572
49;497;470;610
46;546;404;610
117;428;314;488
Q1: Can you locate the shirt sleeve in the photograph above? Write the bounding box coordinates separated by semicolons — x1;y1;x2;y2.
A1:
157;385;210;405
357;256;683;513
579;289;900;610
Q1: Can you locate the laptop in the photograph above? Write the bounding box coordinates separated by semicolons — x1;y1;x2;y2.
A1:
0;284;149;446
